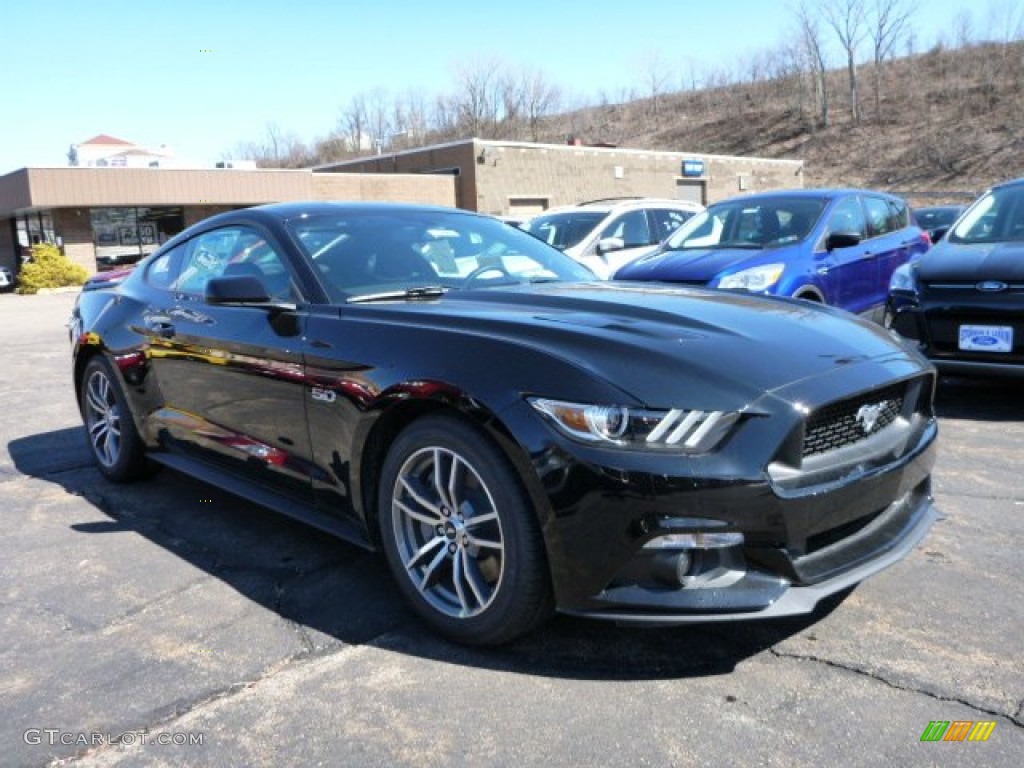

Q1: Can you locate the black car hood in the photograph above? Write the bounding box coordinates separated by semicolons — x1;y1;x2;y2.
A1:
616;247;763;281
917;241;1024;281
356;282;916;409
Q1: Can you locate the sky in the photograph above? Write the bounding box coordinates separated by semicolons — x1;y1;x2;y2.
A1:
0;0;1000;174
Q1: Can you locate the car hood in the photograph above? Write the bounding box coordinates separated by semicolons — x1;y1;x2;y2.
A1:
615;247;767;282
917;241;1024;282
356;282;919;409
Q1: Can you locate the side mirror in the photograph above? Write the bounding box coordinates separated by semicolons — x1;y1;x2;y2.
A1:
205;274;271;304
826;231;862;251
596;237;625;255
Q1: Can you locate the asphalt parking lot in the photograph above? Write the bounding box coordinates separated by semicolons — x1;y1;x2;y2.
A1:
1;291;1022;767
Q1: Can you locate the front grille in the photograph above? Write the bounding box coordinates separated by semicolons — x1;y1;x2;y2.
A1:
803;383;905;458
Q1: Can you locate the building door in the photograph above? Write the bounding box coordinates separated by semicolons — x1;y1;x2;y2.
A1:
675;180;705;205
508;197;549;216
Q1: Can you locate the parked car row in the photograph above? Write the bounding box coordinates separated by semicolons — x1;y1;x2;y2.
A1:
64;177;1021;646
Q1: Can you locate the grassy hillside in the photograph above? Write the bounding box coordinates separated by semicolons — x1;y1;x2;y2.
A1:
539;41;1024;205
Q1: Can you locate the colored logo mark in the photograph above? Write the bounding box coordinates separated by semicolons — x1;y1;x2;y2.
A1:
920;720;996;742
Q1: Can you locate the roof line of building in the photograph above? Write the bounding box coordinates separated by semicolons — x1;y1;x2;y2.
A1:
313;137;803;170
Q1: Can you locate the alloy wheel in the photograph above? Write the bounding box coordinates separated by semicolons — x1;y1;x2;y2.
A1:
84;369;122;468
390;446;505;619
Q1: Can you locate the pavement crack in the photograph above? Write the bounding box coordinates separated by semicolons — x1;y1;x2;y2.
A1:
769;647;1024;728
54;634;389;766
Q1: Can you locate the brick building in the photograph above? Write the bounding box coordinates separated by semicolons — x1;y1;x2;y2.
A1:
316;138;805;218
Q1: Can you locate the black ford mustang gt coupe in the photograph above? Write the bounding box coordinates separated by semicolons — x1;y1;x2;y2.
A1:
70;202;939;645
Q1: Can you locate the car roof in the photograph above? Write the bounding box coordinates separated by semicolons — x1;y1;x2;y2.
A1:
711;188;907;206
539;198;703;216
991;177;1024;191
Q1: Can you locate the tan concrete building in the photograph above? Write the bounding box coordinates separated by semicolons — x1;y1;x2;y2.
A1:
0;166;455;277
316;138;805;218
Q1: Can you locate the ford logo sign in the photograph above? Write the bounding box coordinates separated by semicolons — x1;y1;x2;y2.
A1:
977;281;1008;292
970;335;999;347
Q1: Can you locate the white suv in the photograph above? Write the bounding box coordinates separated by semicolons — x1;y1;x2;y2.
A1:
522;198;704;278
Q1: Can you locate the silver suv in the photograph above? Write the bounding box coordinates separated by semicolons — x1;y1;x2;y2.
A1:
522;197;704;278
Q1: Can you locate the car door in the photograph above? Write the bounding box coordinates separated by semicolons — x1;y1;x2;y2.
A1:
595;208;658;274
818;194;875;314
860;194;904;314
876;197;922;311
143;224;315;501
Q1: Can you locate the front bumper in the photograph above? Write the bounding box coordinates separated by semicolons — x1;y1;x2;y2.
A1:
889;290;1024;377
505;361;939;623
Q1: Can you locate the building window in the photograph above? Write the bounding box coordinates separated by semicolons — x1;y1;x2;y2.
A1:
90;207;185;268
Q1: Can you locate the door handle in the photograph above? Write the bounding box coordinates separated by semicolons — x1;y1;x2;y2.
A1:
147;320;176;339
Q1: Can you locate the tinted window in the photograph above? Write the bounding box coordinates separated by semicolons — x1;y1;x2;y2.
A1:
863;196;892;237
651;208;694;240
826;197;867;239
886;199;910;230
601;209;651;247
522;211;606;250
173;227;297;300
145;243;185;291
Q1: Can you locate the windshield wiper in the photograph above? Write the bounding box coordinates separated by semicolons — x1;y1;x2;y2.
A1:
346;286;447;304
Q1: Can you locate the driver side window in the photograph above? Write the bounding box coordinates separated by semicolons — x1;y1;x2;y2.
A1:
172;226;298;301
602;210;651;248
826;197;867;240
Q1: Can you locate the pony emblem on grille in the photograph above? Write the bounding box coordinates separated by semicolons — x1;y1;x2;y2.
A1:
855;403;888;434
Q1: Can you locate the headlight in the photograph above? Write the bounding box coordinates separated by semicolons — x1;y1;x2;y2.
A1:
889;263;917;293
528;398;740;453
716;263;785;291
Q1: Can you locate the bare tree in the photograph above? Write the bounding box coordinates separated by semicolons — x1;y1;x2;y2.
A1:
366;89;394;153
339;94;368;153
452;58;505;138
637;52;672;128
952;9;974;48
822;0;869;124
867;0;918;122
985;0;1024;42
231;123;312;168
796;2;831;129
519;66;560;142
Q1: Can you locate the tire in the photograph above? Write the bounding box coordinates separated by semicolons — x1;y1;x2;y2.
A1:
378;414;553;645
79;356;151;482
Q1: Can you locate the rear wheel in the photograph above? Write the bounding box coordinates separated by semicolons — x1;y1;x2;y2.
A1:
80;356;150;482
378;414;553;645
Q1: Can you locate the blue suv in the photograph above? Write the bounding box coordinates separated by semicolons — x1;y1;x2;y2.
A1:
614;189;930;321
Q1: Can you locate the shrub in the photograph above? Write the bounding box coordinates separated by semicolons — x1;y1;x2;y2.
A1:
15;244;89;294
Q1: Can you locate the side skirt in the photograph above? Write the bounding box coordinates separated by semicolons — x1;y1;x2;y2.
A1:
149;452;376;551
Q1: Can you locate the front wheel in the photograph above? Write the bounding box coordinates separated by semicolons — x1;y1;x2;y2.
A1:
378;414;553;645
79;356;150;482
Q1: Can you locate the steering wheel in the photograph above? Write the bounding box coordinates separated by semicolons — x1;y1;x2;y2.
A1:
461;264;513;288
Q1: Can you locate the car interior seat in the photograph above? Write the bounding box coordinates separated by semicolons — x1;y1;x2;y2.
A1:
756;209;781;244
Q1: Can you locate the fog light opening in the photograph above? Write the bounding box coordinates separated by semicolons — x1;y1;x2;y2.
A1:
652;551;695;587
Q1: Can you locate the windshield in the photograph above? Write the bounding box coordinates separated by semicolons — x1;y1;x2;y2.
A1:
914;207;963;229
949;185;1024;244
522;210;606;250
664;197;827;250
288;210;595;302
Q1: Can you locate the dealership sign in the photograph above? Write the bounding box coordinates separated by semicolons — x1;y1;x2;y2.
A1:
682;159;705;177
